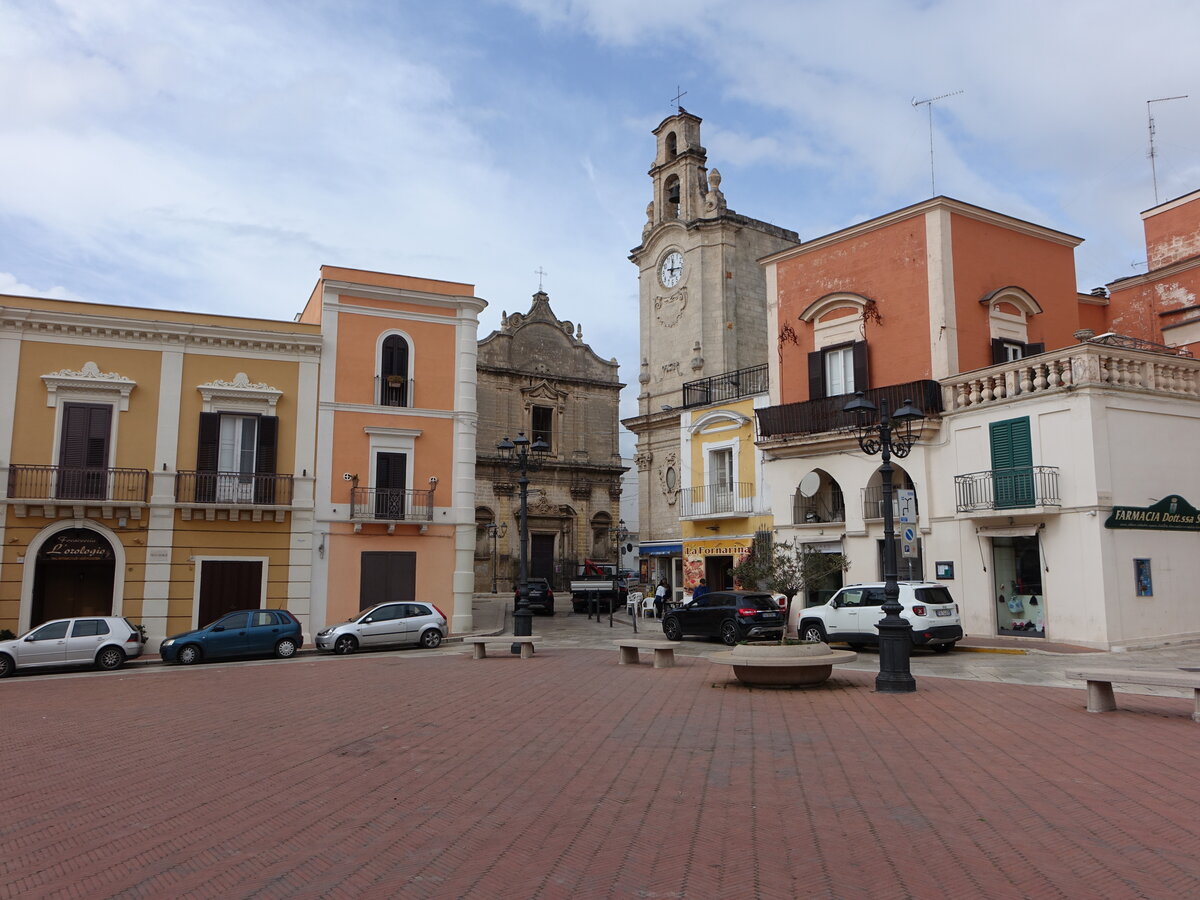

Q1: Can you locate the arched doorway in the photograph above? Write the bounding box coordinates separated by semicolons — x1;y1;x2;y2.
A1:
30;528;116;627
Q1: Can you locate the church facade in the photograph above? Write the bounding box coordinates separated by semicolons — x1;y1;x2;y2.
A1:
622;110;799;601
474;292;625;594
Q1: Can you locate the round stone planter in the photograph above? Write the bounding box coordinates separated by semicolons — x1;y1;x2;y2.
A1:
709;641;856;687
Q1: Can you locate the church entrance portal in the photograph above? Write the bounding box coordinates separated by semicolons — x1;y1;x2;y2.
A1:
31;528;116;627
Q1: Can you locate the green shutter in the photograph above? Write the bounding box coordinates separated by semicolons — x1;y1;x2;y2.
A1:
989;418;1034;508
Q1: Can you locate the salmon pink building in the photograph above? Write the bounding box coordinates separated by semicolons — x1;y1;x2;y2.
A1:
302;267;485;634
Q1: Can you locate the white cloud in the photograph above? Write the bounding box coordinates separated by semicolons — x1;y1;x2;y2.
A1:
0;272;86;301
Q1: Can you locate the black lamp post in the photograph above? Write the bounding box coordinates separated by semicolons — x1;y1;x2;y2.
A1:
486;521;508;594
497;432;548;646
843;392;926;694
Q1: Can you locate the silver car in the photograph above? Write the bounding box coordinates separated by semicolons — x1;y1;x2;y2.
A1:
315;602;447;655
0;616;146;678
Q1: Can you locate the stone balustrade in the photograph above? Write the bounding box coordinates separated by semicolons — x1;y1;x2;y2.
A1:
942;345;1200;412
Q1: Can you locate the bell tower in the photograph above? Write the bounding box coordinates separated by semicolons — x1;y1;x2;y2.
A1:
650;111;708;225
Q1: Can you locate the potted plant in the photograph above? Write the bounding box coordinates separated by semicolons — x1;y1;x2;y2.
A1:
709;535;856;687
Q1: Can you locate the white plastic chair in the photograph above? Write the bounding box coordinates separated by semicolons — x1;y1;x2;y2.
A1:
626;592;643;616
641;597;657;618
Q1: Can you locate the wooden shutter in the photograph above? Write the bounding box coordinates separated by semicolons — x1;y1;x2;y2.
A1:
58;403;111;500
807;351;825;400
1024;342;1044;356
254;415;278;504
852;341;869;393
989;417;1034;508
195;413;220;503
991;338;1007;365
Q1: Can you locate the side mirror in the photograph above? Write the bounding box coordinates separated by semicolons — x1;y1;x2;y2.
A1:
363;617;374;624
212;625;225;632
25;635;35;642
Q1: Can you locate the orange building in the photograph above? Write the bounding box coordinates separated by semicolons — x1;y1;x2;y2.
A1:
0;295;322;644
1107;188;1200;354
301;267;485;634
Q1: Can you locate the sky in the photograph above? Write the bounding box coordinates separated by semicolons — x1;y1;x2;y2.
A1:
3;0;1199;442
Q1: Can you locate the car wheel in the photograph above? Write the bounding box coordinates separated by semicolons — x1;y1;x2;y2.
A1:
419;629;443;649
95;646;126;671
275;637;298;659
720;619;739;646
177;644;202;665
663;617;682;641
802;622;827;643
333;635;358;655
933;642;955;654
0;653;14;678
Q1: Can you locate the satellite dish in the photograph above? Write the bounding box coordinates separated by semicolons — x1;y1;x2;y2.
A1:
798;472;821;497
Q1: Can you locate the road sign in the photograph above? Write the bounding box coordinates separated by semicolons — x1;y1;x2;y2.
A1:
901;525;919;559
897;490;916;524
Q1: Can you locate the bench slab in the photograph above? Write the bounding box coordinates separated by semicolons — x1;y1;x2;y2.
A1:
466;637;541;660
1065;668;1200;721
613;639;681;668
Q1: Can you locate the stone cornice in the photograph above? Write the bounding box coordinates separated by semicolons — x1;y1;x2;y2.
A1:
197;373;283;410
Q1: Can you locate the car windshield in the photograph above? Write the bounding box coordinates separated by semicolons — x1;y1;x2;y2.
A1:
914;587;955;606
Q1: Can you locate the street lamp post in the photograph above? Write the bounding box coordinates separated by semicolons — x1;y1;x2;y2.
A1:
497;432;549;648
607;518;629;629
843;392;926;694
486;521;508;594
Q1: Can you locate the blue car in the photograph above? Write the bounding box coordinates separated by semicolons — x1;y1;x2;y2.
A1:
160;609;303;665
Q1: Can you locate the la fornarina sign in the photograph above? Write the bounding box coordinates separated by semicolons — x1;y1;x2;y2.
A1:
1104;495;1200;531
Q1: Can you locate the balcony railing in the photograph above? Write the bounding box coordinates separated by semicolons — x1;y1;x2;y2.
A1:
175;471;294;506
377;375;410;407
860;484;917;520
678;482;755;518
682;364;769;408
351;487;435;522
955;467;1061;512
792;494;846;524
7;465;150;503
757;379;943;439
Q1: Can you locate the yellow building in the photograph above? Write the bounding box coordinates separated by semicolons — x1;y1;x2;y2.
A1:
0;295;322;645
676;365;774;592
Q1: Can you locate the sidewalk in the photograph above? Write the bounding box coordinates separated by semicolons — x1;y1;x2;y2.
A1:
3;644;1199;898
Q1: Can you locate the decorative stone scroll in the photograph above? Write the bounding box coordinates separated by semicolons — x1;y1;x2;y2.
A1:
42;361;136;410
197;372;283;412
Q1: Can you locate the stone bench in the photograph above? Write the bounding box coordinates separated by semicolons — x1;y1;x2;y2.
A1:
613;639;682;669
465;637;541;660
1065;667;1200;722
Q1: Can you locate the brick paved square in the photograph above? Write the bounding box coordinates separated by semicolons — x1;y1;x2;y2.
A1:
2;650;1199;899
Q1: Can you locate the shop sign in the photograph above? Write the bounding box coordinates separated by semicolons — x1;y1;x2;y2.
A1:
40;530;114;561
684;541;751;556
1104;495;1200;531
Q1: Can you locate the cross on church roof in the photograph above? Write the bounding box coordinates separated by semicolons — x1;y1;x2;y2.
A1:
535;266;547;291
671;86;687;113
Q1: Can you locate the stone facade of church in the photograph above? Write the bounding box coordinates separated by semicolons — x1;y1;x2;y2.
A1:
474;292;626;593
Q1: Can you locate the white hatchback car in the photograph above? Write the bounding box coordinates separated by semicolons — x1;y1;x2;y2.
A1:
0;616;146;678
791;582;963;652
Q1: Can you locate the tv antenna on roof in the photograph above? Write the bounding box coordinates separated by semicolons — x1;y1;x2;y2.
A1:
1148;95;1188;205
912;90;963;196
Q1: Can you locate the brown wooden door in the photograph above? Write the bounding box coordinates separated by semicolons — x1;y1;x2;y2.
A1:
58;403;112;499
360;552;416;609
530;534;556;581
198;560;263;625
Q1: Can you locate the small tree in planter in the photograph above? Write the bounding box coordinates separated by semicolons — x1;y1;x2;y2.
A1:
730;532;849;644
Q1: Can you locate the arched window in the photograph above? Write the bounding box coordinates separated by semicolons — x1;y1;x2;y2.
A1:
380;334;410;407
664;175;681;218
792;469;846;524
666;131;678;159
591;512;612;560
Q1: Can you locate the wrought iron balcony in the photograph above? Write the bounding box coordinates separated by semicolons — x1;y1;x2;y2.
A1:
377;375;410;407
792;494;846;524
756;380;942;439
6;465;150;503
175;471;294;506
955;467;1061;512
351;487;435;522
678;482;755;518
860;484;918;520
682;364;769;408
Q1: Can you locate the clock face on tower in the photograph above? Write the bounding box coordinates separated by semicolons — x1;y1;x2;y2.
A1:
659;251;683;288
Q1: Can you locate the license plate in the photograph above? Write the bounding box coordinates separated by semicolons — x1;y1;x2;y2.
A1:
761;612;779;619
935;608;952;617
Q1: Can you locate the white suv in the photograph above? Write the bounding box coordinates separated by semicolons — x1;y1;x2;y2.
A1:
791;582;963;652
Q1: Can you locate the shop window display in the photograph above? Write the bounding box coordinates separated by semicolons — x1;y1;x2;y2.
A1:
992;536;1045;637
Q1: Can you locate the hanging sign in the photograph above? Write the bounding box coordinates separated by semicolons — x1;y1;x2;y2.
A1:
1104;495;1200;532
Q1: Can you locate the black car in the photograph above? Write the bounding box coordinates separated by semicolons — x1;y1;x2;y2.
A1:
515;578;555;616
662;590;784;646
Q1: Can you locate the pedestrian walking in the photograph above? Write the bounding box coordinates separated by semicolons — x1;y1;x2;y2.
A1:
654;579;668;619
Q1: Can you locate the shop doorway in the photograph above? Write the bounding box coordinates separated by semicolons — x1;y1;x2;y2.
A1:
992;536;1045;637
705;555;735;591
30;528;115;627
360;552;416;608
198;560;264;625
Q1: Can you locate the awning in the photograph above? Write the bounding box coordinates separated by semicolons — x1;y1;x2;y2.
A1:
976;525;1042;538
639;542;682;556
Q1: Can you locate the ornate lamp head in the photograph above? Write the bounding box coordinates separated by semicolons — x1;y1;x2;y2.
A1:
496;436;515;458
842;392;881;454
890;398;926;458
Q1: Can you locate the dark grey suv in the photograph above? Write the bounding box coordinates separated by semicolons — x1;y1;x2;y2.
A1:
661;591;784;646
515;579;555;616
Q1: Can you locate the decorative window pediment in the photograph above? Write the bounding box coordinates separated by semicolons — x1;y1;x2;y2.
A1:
197;373;283;413
42;361;136;410
520;380;569;402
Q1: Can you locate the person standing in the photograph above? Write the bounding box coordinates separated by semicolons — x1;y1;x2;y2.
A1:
692;578;708;599
654;579;669;619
